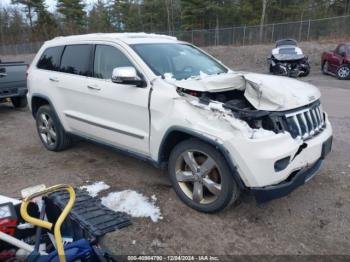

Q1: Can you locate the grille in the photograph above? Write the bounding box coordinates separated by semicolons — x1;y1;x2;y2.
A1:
284;103;325;140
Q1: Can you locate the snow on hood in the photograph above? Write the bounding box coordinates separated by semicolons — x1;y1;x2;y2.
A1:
170;72;320;111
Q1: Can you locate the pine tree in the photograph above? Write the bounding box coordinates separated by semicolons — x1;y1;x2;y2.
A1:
57;0;86;33
88;0;113;32
181;0;210;30
32;0;57;39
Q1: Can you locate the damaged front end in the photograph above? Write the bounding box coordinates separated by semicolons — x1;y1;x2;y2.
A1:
173;72;325;141
178;87;277;139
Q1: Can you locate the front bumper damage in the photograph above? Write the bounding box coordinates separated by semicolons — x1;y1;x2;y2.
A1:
251;136;332;204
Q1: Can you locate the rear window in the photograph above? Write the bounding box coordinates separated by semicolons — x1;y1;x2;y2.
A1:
37;46;64;71
60;45;92;76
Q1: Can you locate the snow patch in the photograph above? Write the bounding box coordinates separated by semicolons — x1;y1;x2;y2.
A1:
80;181;110;197
163;73;177;83
101;190;162;222
163;71;210;84
251;128;276;139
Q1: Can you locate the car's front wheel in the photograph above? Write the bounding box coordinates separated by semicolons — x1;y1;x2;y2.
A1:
36;105;71;151
168;139;240;213
336;65;350;80
322;61;329;75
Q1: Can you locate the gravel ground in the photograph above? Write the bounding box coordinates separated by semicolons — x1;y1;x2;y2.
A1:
1;46;350;256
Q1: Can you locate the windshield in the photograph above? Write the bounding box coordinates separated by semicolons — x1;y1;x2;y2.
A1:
131;43;228;80
279;47;297;55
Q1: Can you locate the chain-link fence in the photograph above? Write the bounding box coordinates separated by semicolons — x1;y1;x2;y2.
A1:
168;15;350;47
1;15;350;56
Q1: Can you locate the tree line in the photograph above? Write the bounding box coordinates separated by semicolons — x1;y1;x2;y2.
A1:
1;0;349;45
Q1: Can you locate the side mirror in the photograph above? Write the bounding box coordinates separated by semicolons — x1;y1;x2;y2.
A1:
112;67;146;87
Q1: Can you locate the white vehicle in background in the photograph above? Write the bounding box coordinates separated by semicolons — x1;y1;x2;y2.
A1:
27;33;332;213
268;39;311;77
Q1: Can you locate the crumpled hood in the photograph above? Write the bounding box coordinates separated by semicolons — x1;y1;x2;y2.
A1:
243;73;320;111
172;72;320;111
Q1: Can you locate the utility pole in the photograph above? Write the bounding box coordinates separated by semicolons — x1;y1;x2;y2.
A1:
259;0;268;43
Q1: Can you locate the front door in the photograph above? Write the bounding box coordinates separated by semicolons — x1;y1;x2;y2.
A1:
328;45;345;73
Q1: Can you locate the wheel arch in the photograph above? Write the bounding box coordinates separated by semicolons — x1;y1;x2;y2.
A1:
30;94;62;123
157;126;245;189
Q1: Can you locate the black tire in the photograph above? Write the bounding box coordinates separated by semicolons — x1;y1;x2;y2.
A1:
299;67;310;77
11;96;27;108
322;61;329;75
336;64;350;80
168;138;240;213
36;105;72;151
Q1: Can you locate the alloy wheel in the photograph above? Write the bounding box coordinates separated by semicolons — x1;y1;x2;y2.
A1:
175;150;222;204
338;66;350;78
38;113;57;146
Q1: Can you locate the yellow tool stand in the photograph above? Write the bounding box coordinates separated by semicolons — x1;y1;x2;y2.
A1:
20;184;76;262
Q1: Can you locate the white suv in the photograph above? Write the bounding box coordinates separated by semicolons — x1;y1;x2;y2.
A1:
27;33;333;212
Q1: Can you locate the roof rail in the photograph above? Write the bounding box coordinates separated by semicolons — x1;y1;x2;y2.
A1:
50;33;177;42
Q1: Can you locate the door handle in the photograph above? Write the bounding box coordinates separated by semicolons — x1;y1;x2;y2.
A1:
0;73;7;77
87;85;101;91
49;77;59;82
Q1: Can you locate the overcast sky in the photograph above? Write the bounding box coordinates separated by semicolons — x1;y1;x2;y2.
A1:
1;0;96;12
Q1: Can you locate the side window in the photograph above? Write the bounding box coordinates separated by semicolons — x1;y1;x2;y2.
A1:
37;46;64;71
60;45;92;76
337;45;345;56
93;45;133;79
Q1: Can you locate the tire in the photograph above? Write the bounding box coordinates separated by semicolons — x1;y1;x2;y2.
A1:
11;96;27;108
322;61;329;75
336;65;350;80
299;66;310;77
36;105;72;151
168;138;240;213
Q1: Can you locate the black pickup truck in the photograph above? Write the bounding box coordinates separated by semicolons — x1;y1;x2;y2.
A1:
0;60;28;108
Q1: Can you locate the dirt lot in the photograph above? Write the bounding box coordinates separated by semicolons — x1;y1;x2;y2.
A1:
1;46;350;256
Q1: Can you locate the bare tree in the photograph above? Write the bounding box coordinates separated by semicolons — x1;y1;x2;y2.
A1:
11;0;35;27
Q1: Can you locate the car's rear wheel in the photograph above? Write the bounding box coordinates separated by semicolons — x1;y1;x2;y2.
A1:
168;139;240;213
36;105;71;151
336;65;350;80
11;96;27;108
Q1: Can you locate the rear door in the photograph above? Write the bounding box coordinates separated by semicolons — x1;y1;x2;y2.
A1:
56;44;94;133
